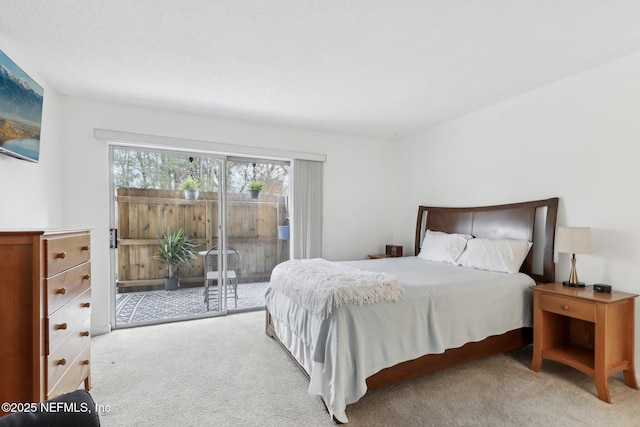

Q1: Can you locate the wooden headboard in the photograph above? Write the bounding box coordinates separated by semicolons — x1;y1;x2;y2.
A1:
415;198;559;284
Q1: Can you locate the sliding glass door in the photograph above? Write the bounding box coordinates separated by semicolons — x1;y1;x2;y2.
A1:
224;158;290;308
109;146;289;327
110;147;224;326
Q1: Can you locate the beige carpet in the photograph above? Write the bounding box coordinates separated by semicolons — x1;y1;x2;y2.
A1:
90;311;640;426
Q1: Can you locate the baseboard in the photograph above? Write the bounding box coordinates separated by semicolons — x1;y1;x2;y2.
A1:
91;323;112;336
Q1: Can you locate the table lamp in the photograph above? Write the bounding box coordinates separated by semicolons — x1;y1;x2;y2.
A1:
556;226;592;287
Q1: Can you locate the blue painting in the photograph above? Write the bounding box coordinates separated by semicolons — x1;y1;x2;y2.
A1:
0;49;44;162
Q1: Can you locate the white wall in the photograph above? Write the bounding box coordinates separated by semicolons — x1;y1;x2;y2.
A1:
58;97;395;333
0;38;63;227
392;50;640;374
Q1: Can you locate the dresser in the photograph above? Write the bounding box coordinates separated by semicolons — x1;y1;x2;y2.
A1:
530;282;638;403
0;230;92;414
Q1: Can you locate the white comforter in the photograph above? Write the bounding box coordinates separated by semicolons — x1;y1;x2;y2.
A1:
265;256;535;423
269;258;402;318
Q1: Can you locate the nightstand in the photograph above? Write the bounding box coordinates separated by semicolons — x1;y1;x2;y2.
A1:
530;282;638;403
367;254;390;259
368;245;403;259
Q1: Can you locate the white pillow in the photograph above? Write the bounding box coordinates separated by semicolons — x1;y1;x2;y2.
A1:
417;230;473;264
457;238;533;274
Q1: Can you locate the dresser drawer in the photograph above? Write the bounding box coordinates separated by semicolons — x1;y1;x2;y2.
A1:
539;293;595;322
47;316;91;394
46;262;91;314
47;342;91;399
47;289;92;355
44;233;91;277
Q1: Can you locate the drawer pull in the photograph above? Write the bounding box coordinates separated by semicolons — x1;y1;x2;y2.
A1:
82;360;90;365
56;358;67;366
81;245;90;251
55;287;67;295
562;304;570;310
55;252;67;259
54;323;68;330
83;274;91;280
81;302;91;308
80;331;90;337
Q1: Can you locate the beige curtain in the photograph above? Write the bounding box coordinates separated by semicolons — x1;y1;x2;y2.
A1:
292;159;323;259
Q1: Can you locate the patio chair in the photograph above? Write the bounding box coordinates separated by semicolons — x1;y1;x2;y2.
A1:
203;244;240;311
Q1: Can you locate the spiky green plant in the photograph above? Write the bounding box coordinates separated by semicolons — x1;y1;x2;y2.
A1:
154;228;197;279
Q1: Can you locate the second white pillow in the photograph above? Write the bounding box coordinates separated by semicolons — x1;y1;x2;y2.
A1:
457;237;532;274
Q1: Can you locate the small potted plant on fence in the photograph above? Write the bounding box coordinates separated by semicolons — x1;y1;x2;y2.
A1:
248;180;264;199
181;175;200;200
154;228;197;291
278;216;290;240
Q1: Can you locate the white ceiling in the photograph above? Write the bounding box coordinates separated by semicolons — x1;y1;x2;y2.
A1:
2;1;640;140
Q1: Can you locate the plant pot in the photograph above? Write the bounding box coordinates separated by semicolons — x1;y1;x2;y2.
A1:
164;277;179;291
184;189;199;200
249;189;260;199
278;225;290;240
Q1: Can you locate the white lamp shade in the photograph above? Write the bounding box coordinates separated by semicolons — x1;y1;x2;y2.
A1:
556;226;592;254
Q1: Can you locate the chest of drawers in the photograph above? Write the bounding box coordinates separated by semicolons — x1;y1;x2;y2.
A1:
0;230;92;414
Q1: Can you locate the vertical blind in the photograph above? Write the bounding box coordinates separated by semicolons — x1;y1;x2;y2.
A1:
292;159;323;259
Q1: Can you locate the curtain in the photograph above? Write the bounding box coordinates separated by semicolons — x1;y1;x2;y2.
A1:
292;159;323;259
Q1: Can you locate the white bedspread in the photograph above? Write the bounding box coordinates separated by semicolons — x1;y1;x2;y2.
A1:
269;258;402;318
265;256;535;423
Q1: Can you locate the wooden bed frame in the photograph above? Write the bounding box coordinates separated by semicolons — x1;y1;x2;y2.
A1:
265;197;559;410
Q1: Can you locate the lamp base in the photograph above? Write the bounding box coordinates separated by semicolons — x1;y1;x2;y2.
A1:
563;281;585;288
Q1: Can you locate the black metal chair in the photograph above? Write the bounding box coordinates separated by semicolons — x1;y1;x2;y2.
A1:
203;245;240;311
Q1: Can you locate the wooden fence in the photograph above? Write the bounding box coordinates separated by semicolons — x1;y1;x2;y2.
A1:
116;188;289;291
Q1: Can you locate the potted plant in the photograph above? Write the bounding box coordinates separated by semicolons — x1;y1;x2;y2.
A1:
181;175;200;200
248;180;264;199
278;216;290;240
154;228;197;291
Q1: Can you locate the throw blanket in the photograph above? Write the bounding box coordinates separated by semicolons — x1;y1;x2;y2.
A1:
269;258;403;318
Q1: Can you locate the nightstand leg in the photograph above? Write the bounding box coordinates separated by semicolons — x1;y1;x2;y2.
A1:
530;293;543;372
594;307;611;403
623;301;638;390
530;353;542;372
623;368;638;389
594;375;611;403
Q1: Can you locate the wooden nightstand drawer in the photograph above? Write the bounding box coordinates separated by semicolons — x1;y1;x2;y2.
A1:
539;294;595;322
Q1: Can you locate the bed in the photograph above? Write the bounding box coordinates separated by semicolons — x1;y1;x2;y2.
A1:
265;198;559;423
